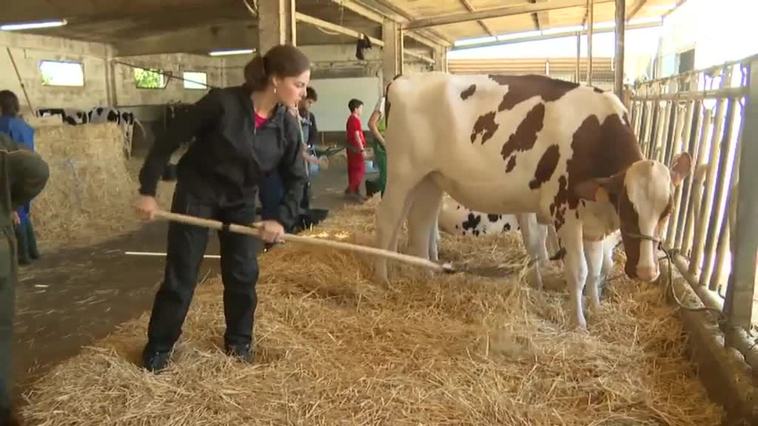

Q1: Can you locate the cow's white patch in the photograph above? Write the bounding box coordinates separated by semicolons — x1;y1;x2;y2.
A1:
625;160;672;275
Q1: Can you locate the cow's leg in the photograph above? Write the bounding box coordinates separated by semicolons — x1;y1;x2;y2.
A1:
583;238;604;313
517;213;549;289
557;221;588;330
597;235;616;298
428;213;441;262
406;177;443;261
374;174;424;282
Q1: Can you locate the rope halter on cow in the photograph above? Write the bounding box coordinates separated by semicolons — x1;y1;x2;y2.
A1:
619;230;725;320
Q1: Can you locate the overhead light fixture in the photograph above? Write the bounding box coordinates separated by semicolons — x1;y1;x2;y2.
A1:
209;48;255;56
0;19;67;31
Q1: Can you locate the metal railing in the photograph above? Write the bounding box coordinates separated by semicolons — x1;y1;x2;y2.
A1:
630;54;758;371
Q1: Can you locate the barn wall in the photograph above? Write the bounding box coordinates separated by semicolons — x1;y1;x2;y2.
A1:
653;0;758;78
0;31;110;112
113;53;226;106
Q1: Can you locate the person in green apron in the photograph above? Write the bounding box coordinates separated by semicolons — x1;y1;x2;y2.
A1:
366;94;387;198
0;133;49;426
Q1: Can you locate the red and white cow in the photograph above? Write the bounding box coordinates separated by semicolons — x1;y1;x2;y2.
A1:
375;73;691;329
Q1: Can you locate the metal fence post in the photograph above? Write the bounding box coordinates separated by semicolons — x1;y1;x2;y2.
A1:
724;58;758;330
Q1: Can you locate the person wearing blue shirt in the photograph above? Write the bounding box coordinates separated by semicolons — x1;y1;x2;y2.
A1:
0;90;40;265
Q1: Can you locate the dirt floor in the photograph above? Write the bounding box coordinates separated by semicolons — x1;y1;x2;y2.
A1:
12;163;364;390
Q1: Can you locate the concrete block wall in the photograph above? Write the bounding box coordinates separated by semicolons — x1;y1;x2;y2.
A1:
0;31;229;111
0;31;110;112
114;53;226;106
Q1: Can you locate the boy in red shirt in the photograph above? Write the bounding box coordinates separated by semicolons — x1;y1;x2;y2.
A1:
345;98;367;202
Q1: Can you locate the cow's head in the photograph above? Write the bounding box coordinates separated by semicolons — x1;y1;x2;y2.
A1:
576;153;692;281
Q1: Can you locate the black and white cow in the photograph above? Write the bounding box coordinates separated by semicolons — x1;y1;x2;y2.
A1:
37;108;89;125
87;107;135;126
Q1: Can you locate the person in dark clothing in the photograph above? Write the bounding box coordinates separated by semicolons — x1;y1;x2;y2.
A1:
0;90;40;265
0;134;50;426
299;86;319;152
260;86;320;235
135;44;310;373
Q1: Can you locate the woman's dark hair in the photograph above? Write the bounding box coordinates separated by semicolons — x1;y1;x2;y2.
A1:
0;90;20;117
348;99;363;112
244;44;311;92
305;87;318;101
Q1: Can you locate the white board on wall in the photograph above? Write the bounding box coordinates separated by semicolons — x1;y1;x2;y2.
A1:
307;77;382;132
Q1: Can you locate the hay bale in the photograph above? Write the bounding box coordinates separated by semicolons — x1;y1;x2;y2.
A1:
21;199;723;425
33;123;175;247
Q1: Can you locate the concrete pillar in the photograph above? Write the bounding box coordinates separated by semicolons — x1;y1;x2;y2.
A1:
433;46;448;72
257;0;296;53
104;46;118;106
382;19;403;84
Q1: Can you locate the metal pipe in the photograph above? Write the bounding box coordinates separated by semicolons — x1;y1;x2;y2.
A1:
702;98;737;289
631;87;748;101
724;57;758;330
692;68;731;278
586;0;594;85
576;32;581;83
665;102;688;248
682;106;712;257
673;100;698;250
614;0;625;97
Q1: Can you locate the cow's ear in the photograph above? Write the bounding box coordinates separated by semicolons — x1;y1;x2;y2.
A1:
670;152;692;186
574;174;623;202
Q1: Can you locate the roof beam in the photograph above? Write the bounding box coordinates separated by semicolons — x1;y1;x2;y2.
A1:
406;0;614;30
450;19;660;51
294;12;434;64
458;0;496;36
295;12;384;47
0;0;236;24
627;0;648;19
113;23;257;56
328;0;452;46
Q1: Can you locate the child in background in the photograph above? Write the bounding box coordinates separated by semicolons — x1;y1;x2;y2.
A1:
345;98;367;202
0;90;39;265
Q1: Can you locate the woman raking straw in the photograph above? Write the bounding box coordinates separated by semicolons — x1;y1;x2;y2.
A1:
135;44;309;372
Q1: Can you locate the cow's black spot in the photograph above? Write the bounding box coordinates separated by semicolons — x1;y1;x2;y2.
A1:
460;84;476;100
506;156;517;172
502;103;545;173
96;107;104;114
489;74;579;111
529;144;560;189
107;110;119;122
503;223;511;232
462;213;482;231
593;87;604;93
471;111;498;144
487;214;500;222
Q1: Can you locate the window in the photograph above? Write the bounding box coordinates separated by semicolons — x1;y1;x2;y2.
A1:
39;60;84;87
134;68;165;89
183;71;207;89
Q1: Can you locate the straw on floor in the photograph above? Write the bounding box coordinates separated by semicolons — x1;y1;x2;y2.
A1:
21;199;723;425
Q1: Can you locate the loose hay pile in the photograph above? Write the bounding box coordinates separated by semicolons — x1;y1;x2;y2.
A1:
32;123;174;247
21;200;722;425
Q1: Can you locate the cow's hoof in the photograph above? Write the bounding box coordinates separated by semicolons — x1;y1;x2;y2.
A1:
571;317;588;332
373;267;389;284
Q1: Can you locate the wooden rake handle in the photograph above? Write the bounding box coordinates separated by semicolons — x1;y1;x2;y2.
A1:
152;210;447;273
